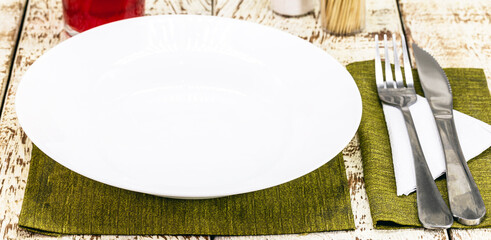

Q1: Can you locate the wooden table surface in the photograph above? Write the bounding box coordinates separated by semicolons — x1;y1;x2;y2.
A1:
0;0;489;239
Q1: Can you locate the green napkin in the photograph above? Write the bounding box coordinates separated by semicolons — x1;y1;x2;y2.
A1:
19;147;354;235
348;60;491;229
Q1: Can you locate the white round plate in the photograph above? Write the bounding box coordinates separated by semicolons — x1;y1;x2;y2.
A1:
16;15;362;199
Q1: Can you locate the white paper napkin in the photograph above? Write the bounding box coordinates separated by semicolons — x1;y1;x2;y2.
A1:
382;95;491;196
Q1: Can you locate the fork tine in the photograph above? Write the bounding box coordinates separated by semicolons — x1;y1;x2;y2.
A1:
383;34;396;88
392;33;404;88
401;34;414;88
375;35;384;88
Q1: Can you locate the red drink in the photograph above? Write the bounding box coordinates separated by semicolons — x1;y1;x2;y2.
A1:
62;0;145;35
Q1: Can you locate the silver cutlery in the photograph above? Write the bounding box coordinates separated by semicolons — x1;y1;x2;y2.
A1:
413;44;486;225
374;34;453;229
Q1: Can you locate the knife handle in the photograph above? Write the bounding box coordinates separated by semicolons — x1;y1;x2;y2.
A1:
435;117;486;225
401;107;453;229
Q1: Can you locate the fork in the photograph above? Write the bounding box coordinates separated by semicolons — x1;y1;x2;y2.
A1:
374;34;453;229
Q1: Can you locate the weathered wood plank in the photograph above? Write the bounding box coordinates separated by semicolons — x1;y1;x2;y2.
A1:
0;1;29;239
400;0;491;86
213;0;447;239
0;0;26;115
400;0;491;239
0;0;211;239
450;229;491;240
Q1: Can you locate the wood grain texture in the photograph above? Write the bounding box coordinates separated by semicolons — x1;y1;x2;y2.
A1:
450;229;491;240
0;2;28;239
400;0;491;87
399;0;491;239
213;0;447;239
0;0;26;117
0;0;210;239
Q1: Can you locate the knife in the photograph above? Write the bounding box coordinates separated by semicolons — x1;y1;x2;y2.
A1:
413;44;486;225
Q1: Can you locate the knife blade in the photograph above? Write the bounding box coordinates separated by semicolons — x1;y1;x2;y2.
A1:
413;44;486;225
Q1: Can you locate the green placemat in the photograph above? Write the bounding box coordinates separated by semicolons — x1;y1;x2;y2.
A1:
348;60;491;229
19;146;354;235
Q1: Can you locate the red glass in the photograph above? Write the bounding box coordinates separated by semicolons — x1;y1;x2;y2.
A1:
62;0;145;35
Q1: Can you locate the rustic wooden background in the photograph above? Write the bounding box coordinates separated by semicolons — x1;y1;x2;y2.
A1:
0;0;489;239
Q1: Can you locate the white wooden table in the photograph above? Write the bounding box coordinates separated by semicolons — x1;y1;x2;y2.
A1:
0;0;489;239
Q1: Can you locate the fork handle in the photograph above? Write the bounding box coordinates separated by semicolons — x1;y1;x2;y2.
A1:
435;117;486;225
400;106;453;229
